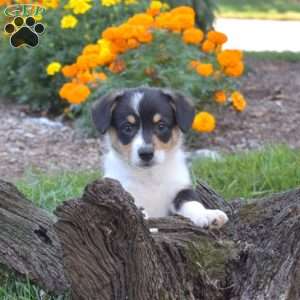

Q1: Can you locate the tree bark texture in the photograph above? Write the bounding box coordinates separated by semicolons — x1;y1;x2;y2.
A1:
0;178;300;300
0;180;69;295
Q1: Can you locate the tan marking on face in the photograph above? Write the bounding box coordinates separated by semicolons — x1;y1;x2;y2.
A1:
108;128;132;161
153;113;161;123
152;128;181;152
127;115;136;124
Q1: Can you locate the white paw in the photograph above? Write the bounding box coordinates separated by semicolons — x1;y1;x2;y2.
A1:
203;209;229;229
176;201;228;229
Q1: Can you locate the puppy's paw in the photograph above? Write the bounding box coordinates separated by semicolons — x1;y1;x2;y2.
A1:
177;201;228;229
204;209;229;229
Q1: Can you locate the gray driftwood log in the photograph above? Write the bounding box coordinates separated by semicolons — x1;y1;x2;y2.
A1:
0;178;300;299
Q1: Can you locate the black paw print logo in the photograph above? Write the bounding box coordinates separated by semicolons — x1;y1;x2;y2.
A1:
4;16;45;48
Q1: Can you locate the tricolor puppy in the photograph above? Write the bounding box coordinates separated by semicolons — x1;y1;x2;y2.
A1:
92;87;228;228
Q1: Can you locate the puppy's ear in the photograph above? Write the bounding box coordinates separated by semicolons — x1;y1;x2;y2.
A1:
91;90;124;134
162;89;195;133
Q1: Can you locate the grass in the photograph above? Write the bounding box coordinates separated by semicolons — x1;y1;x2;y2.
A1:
191;145;300;200
245;51;300;62
217;0;300;20
1;145;300;299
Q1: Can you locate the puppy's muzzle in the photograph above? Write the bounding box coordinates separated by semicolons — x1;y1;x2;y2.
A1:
138;145;154;163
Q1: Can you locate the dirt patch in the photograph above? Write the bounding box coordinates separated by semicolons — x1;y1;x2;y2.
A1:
0;104;101;181
0;58;300;180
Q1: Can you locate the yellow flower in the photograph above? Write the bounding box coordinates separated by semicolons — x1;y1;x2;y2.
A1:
192;112;216;133
196;63;214;77
101;0;120;6
214;90;227;104
231;91;247;112
46;62;61;75
67;0;92;14
182;27;204;45
61;15;78;29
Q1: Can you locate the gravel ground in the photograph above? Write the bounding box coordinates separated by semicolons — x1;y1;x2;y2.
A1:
0;59;300;180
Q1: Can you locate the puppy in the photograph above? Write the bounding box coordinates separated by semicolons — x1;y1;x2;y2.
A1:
92;87;228;228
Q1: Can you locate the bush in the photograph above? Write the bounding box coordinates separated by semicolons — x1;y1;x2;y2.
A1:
0;0;216;114
55;4;246;134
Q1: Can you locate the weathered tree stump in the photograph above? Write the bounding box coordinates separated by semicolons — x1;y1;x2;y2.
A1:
0;180;69;295
0;178;300;299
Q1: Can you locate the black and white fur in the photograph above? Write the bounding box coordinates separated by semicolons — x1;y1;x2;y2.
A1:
92;87;228;228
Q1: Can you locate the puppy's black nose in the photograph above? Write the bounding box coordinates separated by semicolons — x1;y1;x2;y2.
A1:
138;146;154;162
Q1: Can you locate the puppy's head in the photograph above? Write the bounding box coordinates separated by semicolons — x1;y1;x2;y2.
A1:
92;87;195;167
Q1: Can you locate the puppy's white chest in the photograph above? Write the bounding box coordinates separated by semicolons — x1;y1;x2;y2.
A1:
123;175;177;217
103;150;191;217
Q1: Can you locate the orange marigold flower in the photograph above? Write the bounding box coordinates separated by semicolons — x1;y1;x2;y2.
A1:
59;82;91;105
214;90;227;104
202;40;215;53
102;27;119;40
170;6;194;16
62;64;78;77
137;31;153;43
109;59;126;73
224;61;244;77
192;112;216;133
127;13;154;28
154;7;195;31
127;38;140;49
207;31;228;45
182;28;204;45
231;91;247;112
196;63;214;77
82;44;100;55
217;50;243;67
77;70;94;84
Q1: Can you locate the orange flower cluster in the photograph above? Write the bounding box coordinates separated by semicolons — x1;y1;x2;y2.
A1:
154;6;195;32
201;31;227;53
59;6;199;105
217;50;244;77
57;4;246;127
